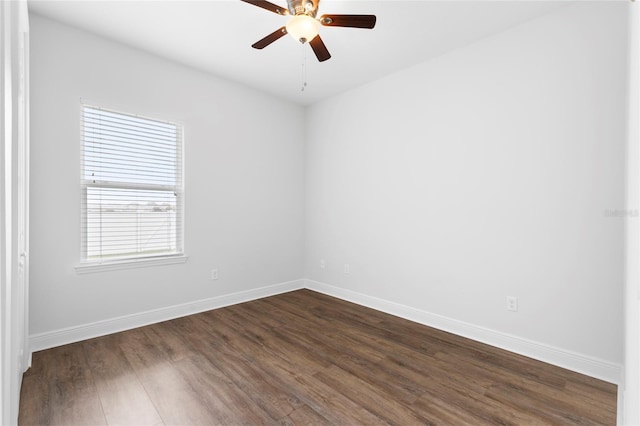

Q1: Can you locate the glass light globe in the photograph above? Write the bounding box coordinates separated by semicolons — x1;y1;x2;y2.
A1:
286;15;320;44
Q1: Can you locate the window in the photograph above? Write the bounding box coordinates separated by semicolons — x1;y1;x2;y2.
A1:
80;105;184;267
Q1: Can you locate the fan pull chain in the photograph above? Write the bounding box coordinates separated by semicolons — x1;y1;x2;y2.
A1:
301;44;308;92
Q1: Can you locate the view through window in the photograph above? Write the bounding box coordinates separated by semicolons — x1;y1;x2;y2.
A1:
80;106;183;263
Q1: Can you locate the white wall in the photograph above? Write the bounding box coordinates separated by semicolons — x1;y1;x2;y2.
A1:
305;2;627;375
29;15;305;340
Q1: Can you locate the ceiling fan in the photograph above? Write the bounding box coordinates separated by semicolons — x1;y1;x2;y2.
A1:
240;0;376;62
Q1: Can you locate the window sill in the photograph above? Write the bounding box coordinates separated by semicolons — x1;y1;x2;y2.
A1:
75;254;188;274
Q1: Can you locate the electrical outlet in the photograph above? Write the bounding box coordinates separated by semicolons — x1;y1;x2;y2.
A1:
211;269;219;280
344;264;350;275
320;259;326;269
506;296;518;312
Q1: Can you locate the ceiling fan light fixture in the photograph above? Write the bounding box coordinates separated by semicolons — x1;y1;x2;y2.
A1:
286;14;320;44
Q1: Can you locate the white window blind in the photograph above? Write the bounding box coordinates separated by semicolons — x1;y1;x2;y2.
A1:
81;105;183;263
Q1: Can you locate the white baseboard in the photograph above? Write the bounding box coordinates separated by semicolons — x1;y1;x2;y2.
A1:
305;279;622;385
29;277;622;386
29;279;304;352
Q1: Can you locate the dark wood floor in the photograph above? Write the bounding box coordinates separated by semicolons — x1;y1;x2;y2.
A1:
19;289;616;425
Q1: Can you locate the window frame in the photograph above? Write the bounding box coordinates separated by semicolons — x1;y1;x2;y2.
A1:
76;104;186;273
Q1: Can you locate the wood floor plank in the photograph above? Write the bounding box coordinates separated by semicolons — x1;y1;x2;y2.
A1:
20;290;617;425
230;297;388;376
485;381;616;425
116;329;219;425
259;294;335;331
254;356;388;425
81;335;164;426
323;348;425;405
564;380;618;417
196;344;303;421
140;320;194;362
313;364;431;424
292;289;392;325
280;404;331;425
20;343;106;426
386;348;493;396
173;354;275;424
411;387;544;425
167;311;311;422
18;371;52;426
200;308;332;375
228;299;288;330
432;348;616;423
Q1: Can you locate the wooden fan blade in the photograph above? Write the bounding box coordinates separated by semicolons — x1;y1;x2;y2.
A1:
309;35;331;62
252;27;288;49
240;0;288;15
319;14;376;29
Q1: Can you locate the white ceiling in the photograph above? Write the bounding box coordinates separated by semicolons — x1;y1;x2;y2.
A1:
28;0;570;105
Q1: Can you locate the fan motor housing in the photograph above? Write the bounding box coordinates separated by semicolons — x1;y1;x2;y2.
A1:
287;0;319;17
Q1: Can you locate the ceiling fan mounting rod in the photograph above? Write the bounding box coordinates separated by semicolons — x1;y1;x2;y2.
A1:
287;0;319;17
